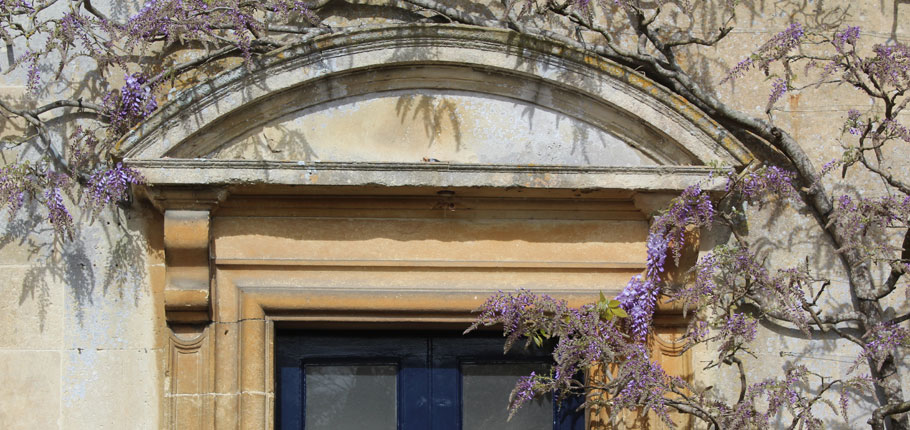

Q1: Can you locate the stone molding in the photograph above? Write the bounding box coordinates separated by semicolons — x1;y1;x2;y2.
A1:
120;25;752;191
145;187;229;212
131;159;725;191
209;270;694;430
165;325;214;429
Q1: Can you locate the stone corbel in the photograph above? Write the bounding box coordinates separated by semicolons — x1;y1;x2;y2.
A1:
142;187;229;213
632;192;678;221
164;210;212;322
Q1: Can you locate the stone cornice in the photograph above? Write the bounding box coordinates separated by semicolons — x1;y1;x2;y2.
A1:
130;159;724;191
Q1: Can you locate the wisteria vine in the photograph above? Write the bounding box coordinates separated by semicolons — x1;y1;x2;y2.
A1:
0;1;908;429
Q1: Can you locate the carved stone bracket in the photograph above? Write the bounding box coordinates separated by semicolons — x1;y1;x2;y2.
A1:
143;187;229;212
164;209;212;322
632;192;679;221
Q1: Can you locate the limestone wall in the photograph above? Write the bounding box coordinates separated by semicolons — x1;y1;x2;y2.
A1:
0;1;907;429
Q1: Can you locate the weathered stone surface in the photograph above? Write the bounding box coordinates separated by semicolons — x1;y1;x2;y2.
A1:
61;349;160;429
0;1;908;429
120;26;751;173
0;267;64;350
0;351;60;430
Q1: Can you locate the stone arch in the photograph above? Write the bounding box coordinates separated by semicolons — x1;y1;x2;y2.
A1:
121;25;750;190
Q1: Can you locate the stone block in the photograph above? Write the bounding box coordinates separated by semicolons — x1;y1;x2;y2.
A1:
0;266;64;350
61;349;159;429
63;262;158;350
0;350;60;430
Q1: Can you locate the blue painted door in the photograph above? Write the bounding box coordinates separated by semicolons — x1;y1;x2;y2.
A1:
276;331;584;430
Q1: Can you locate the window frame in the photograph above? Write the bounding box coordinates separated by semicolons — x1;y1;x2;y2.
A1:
275;330;585;430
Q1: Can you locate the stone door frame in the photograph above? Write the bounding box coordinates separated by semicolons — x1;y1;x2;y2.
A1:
122;25;748;429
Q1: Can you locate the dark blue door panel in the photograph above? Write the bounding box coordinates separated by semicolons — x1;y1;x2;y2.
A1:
275;331;584;430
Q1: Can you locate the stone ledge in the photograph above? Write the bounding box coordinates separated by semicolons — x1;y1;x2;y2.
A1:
128;159;724;191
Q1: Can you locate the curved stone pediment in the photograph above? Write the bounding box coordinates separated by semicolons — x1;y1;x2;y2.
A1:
207;87;662;167
120;25;752;191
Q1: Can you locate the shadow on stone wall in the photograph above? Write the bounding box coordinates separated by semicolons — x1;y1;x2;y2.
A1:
2;196;149;328
891;0;910;42
395;94;464;151
651;0;850;99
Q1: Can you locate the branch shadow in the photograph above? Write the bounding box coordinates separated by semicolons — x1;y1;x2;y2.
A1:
394;93;463;152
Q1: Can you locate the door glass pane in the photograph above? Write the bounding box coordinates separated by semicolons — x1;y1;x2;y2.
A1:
461;363;552;430
304;364;397;430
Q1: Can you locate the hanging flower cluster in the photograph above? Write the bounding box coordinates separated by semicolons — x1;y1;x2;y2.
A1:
864;43;910;88
833;26;861;50
103;73;158;135
850;323;910;373
618;184;715;340
674;244;814;337
767;78;788;108
0;163;30;220
44;174;74;239
829;194;910;259
726;165;798;204
468;289;639;413
85;163;145;216
723;22;805;82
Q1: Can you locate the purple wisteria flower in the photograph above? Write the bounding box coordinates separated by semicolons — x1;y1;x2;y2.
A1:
0;163;29;219
25;50;40;93
509;372;541;412
833;26;860;50
44;174;74;239
611;344;678;426
723;22;805;82
726;165;797;203
688;319;710;342
819;159;840;177
672;252;716;312
845;109;864;135
718;313;758;352
723;366;816;429
86;163;145;215
864;42;910;87
469;288;636;414
882;118;910;143
125;0;316;62
830;194;910;254
850;323;910;373
618;184;716;340
104;73;158;134
68;126;100;170
618;275;659;341
767;78;788;108
652;184;714;261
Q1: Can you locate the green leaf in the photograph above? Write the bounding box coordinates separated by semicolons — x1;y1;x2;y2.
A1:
612;307;629;318
608;299;621;309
